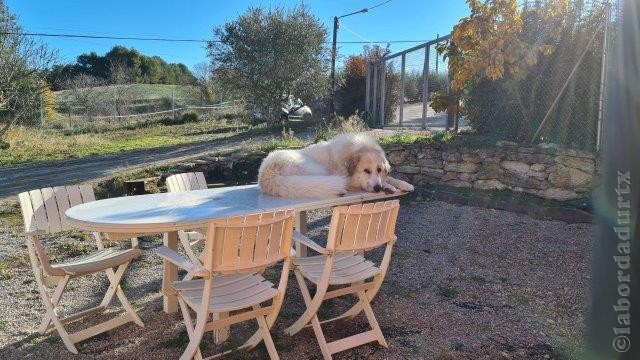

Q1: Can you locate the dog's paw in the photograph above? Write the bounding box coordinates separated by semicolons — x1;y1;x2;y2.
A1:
383;184;398;194
396;180;414;192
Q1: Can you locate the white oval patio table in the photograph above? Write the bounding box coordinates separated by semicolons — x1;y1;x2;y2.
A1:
64;184;403;314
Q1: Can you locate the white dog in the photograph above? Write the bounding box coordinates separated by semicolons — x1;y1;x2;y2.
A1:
258;133;414;198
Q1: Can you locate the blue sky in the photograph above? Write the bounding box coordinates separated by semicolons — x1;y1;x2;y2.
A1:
6;0;470;69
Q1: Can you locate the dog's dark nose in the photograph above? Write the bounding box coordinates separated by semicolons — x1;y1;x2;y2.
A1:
373;185;382;192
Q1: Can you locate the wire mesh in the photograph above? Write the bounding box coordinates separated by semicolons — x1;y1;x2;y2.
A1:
367;0;611;152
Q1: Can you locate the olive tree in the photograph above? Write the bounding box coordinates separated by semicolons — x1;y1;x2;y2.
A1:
207;5;329;123
0;0;56;145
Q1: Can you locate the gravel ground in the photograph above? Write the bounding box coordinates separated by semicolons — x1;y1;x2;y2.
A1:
0;200;592;359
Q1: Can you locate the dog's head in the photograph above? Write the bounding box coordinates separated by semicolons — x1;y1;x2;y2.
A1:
346;149;391;193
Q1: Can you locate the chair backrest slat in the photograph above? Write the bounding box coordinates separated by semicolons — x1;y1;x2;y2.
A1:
329;200;400;252
18;185;97;235
203;210;294;273
18;192;36;233
166;172;208;193
42;188;62;232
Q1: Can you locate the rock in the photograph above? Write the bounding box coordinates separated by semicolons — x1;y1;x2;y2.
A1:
518;147;536;154
397;166;421;174
462;152;483;163
442;172;459;181
476;161;502;180
442;151;462;162
537;188;579;200
459;172;477;182
386;151;405;165
555;155;595;173
548;164;593;192
417;158;443;168
444;162;479;173
528;170;547;180
537;143;560;154
477;148;496;158
496;140;518;147
530;163;546;172
446;180;472;188
518;152;555;164
421;168;445;178
501;161;530;174
474;179;507;190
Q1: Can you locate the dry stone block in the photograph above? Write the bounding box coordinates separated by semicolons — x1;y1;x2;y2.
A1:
442;172;459;181
501;161;530;174
462;151;483;163
444;162;479;173
459;172;478;182
397;166;421;174
474;179;507;190
537;188;579;200
442;151;462;162
417;158;443;168
530;163;546;172
548;164;593;192
421;168;445;178
446;180;472;188
555;155;595;173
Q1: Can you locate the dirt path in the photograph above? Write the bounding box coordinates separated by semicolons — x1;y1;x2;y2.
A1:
0;134;270;200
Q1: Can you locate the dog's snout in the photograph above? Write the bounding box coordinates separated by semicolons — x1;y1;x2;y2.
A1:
373;184;383;192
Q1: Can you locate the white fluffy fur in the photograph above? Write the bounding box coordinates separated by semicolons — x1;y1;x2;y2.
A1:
258;133;414;198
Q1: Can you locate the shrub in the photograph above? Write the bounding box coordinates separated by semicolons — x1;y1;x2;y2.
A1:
314;113;368;142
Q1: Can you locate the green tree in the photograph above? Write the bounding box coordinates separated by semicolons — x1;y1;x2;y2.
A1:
0;0;56;145
207;5;328;123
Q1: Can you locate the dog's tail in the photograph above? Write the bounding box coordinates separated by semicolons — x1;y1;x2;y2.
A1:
259;174;348;198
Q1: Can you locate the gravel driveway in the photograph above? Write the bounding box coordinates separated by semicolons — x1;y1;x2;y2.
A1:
0;200;592;359
0;135;270;200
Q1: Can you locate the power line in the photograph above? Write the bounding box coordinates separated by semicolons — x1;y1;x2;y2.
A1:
367;0;393;11
0;31;429;45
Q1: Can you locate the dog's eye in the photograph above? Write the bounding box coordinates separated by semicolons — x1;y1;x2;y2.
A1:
364;168;371;174
377;167;382;173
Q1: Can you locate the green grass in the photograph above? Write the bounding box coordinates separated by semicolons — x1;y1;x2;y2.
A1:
54;84;199;103
258;136;307;152
0;262;11;281
379;131;455;146
0;117;266;166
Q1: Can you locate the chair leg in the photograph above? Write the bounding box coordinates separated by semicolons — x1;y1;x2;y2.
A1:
256;315;279;360
178;299;203;360
35;275;78;354
101;262;144;327
357;291;387;348
179;231;201;281
38;275;69;334
284;270;327;336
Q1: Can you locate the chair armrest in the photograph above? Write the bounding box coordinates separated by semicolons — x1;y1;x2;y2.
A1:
293;231;330;255
155;246;209;278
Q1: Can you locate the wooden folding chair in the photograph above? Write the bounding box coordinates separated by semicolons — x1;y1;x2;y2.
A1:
17;185;144;354
166;172;208;280
285;200;400;360
155;209;295;360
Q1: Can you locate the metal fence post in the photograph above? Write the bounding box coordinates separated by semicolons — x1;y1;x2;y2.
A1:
596;3;612;152
171;86;176;121
421;45;430;129
379;60;386;128
372;63;378;127
399;53;406;127
365;61;371;115
39;91;44;126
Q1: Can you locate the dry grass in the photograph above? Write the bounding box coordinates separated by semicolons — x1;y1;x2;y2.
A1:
0;119;257;166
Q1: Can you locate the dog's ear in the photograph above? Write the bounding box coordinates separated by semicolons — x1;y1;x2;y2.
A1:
383;158;391;175
346;153;359;176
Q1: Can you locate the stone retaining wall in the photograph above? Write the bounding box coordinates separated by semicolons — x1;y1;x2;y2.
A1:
166;141;596;201
385;141;596;200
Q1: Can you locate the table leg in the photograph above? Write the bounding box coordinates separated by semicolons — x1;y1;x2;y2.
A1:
294;210;308;257
163;231;179;314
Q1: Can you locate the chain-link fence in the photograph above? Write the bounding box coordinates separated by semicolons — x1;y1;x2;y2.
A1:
367;1;614;152
39;84;242;131
366;34;451;130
